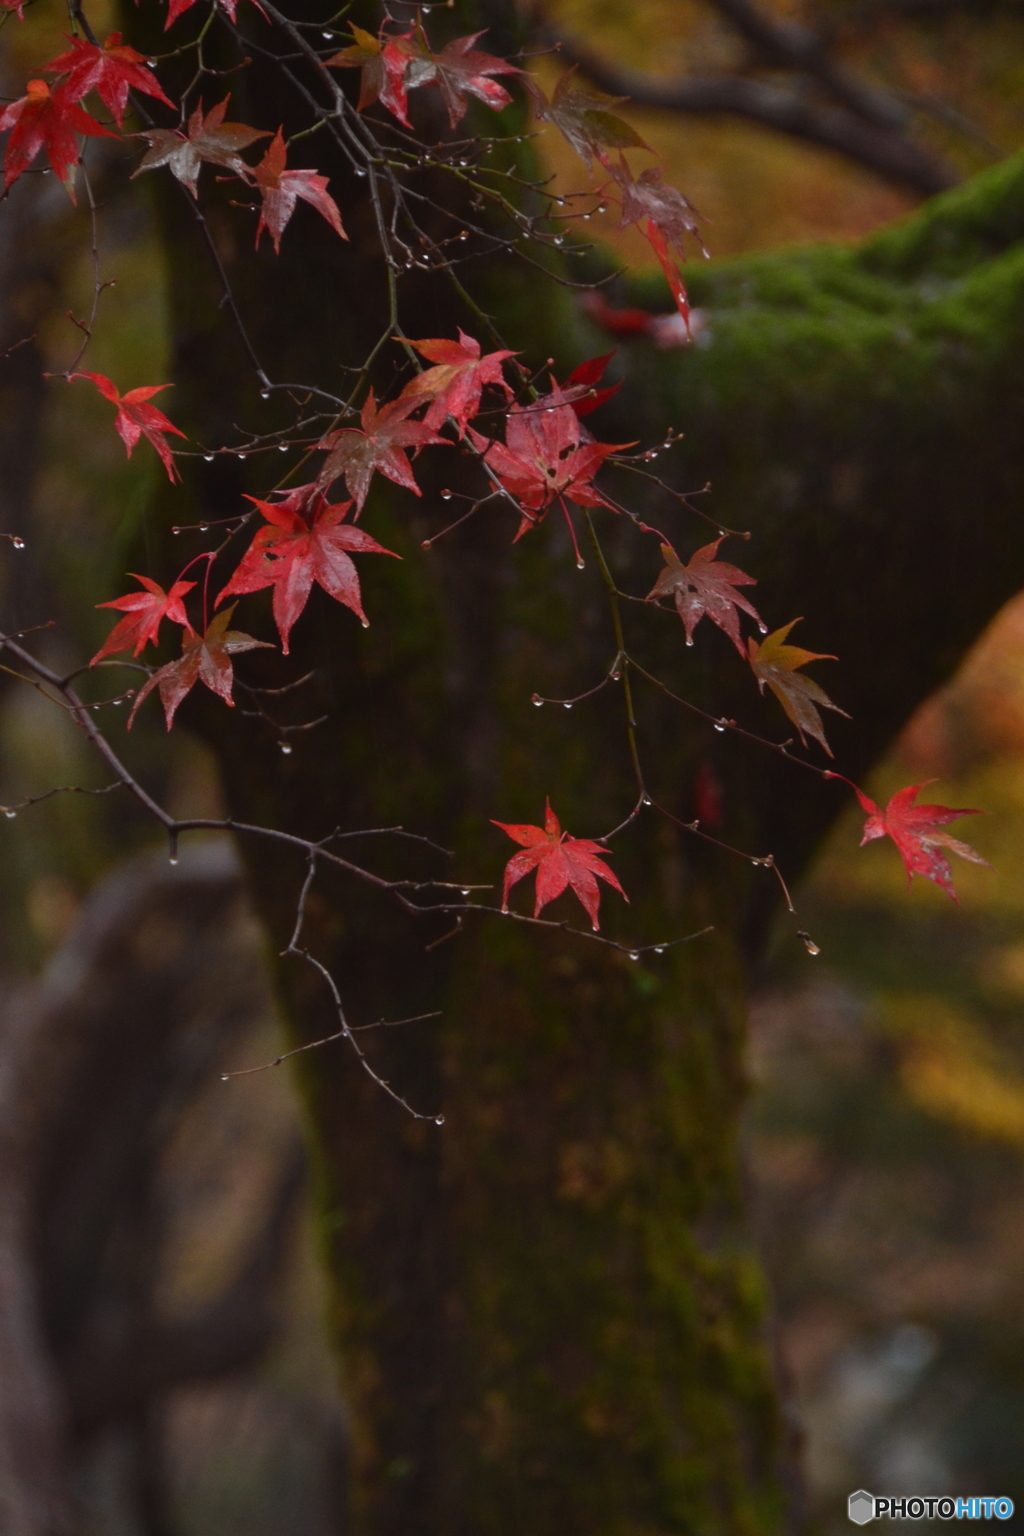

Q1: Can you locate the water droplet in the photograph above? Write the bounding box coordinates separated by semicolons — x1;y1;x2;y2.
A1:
713;722;725;732
236;452;246;460
641;794;652;805
629;952;640;962
582;213;591;220
361;618;370;629
686;637;694;647
717;529;726;538
460;888;470;897
654;945;665;954
576;558;585;570
278;444;288;453
610;670;621;681
648;450;659;459
563;701;573;710
553;235;564;246
759;622;768;634
799;932;821;956
220;1074;230;1081
322;28;332;36
279;741;292;755
260;389;270;399
112;697;123;706
354;167;367;178
199;523;209;532
203;453;215;462
172;527;180;535
168;853;178;866
434;1114;445;1126
531;694;543;707
3;809;15;819
440;488;452;500
12;536;24;549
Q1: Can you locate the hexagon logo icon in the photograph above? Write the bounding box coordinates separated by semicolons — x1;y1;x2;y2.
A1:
848;1490;875;1524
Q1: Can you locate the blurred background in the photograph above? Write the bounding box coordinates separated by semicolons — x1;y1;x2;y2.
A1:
3;0;1024;1530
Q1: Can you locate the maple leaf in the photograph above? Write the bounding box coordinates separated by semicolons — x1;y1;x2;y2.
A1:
218;484;399;652
606;161;705;332
399;329;514;434
0;79;116;199
647;539;763;656
854;781;988;902
1;0;25;20
492;799;626;930
128;606;270;730
326;24;410;121
468;393;627;540
253;129;346;255
133;96;268;198
560;353;622;418
73;371;186;482
164;0;239;31
747;619;848;756
405;30;521;130
318;389;444;515
45;33;173;127
92;574;195;664
532;69;650;169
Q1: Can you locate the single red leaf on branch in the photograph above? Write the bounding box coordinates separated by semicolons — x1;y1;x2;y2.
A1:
218;484;399;652
92;574;195;664
747;619;847;756
493;799;626;930
0;79;116;198
854;781;988;901
399;329;514;434
318;390;444;514
128;606;270;729
73;371;186;482
133;96;268;198
45;33;173;127
647;538;763;656
253;129;346;254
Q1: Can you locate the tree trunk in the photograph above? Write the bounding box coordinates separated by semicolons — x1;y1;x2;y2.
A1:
118;0;1024;1520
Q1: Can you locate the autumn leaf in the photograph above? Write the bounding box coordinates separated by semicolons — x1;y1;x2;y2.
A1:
164;0;240;31
854;781;988;902
747;619;848;755
128;606;270;730
1;0;25;20
133;96;268;198
253;129;346;254
326;24;410;120
560;353;622;418
0;79;116;198
45;33;173;127
92;574;195;664
532;68;650;169
407;30;521;129
605;161;705;332
318;389;444;515
218;484;399;652
468;393;627;540
73;371;186;482
647;539;763;656
399;329;514;434
492;798;626;930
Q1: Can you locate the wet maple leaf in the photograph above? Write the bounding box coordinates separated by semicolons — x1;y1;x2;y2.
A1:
399;329;514;434
218;484;399;652
318;390;444;515
853;781;988;902
73;371;186;482
128;606;270;729
468;394;627;540
326;24;410;121
533;69;649;169
409;30;521;129
747;619;848;756
253;129;346;254
560;353;622;418
605;161;705;332
0;79;116;198
45;33;173;127
92;574;195;664
647;539;763;656
492;799;626;930
133;96;268;198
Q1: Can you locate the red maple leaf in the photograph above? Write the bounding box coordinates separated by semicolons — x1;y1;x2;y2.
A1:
326;24;410;121
164;0;240;31
386;26;521;130
854;781;988;902
92;574;195;664
128;606;270;729
492;799;626;931
253;129;346;254
218;484;399;653
133;96;268;198
45;33;173;127
318;389;444;515
560;353;622;418
747;619;848;756
73;371;186;482
605;161;705;333
0;79;116;198
469;393;627;541
399;329;514;435
647;538;763;656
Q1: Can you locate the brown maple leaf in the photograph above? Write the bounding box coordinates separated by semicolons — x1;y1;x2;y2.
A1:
133;95;268;198
647;539;763;656
253;129;346;254
747;619;848;755
318;389;444;515
854;781;988;902
492;799;627;930
128;606;271;730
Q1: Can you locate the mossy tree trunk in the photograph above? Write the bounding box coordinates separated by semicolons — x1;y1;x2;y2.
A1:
118;0;1024;1523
